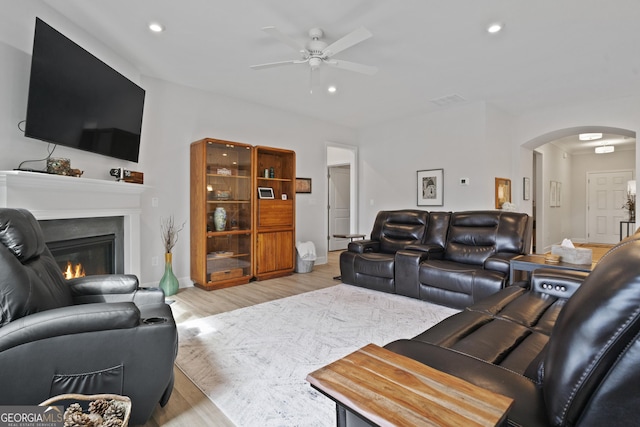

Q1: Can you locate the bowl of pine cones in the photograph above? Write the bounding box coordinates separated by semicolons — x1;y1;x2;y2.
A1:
39;393;131;427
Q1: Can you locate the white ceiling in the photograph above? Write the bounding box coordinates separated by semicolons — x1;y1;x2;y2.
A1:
39;0;640;135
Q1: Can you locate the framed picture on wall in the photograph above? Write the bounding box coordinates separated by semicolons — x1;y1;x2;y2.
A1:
550;181;558;207
417;169;444;206
523;177;531;201
295;178;312;193
495;177;512;209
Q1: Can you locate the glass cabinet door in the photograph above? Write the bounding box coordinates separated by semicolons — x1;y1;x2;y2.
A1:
205;141;252;284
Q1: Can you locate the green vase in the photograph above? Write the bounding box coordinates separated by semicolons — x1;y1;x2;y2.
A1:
159;253;179;297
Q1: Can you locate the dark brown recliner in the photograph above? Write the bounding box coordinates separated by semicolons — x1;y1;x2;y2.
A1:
0;208;177;425
384;230;640;426
396;210;532;308
339;210;449;293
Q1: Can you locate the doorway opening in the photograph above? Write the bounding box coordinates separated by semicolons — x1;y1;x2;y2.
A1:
525;126;636;252
327;144;358;252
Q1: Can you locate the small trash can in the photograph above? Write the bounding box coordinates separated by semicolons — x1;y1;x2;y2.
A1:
295;241;316;273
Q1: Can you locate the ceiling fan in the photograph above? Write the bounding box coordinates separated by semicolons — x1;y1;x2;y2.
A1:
250;26;378;76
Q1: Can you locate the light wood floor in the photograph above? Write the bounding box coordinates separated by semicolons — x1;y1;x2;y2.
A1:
142;245;613;426
141;252;342;427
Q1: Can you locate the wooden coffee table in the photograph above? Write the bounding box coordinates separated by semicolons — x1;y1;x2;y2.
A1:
307;343;513;427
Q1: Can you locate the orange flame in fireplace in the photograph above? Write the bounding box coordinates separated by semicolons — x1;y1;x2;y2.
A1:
63;261;85;279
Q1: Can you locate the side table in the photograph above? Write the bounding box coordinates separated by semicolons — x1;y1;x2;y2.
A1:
332;233;366;242
620;221;636;241
510;254;594;284
332;234;366;280
307;343;513;427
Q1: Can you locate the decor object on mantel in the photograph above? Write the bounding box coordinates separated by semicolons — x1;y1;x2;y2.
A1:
47;157;83;177
159;215;185;297
624;180;636;222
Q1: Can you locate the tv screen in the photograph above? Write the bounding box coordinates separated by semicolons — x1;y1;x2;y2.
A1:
24;18;145;163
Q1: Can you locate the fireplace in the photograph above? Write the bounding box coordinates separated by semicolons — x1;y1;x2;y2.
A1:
0;170;145;277
40;216;125;277
48;235;115;278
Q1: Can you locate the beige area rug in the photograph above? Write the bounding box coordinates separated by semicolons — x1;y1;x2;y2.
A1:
176;284;459;426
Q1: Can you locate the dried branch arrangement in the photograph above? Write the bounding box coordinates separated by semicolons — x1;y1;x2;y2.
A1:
160;216;186;253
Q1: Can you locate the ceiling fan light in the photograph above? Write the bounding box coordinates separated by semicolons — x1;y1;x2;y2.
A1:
595;145;614;154
309;57;322;69
580;132;603;141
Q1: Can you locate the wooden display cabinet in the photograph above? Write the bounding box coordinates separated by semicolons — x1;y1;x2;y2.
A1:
190;138;253;290
253;146;296;280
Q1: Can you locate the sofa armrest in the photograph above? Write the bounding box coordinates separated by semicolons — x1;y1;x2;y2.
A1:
347;240;380;254
395;249;432;298
68;275;165;306
404;243;445;258
0;302;139;352
68;274;138;296
484;252;520;275
531;268;588;299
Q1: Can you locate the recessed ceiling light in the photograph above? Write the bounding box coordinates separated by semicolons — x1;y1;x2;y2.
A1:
327;85;337;94
149;22;164;33
595;145;614;154
487;22;504;34
579;133;603;141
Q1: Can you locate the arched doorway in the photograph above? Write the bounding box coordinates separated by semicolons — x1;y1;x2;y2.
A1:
523;126;636;252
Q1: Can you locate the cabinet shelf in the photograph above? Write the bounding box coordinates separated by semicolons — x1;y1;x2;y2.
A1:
257;177;292;182
206;200;251;204
206;252;250;260
207;173;250;179
206;229;251;237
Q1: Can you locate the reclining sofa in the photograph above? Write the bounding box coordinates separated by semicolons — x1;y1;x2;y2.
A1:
0;208;178;425
340;210;532;308
376;231;640;426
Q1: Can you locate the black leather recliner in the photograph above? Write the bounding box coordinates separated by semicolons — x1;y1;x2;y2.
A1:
396;210;532;308
339;210;449;293
385;231;640;426
0;208;177;425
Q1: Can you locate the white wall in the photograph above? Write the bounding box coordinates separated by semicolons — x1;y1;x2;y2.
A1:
534;143;573;251
138;77;356;283
356;102;513;231
0;3;357;287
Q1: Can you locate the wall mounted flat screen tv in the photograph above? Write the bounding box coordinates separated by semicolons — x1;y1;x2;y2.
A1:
24;18;145;163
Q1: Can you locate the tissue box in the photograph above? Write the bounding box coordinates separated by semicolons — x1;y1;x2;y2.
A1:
551;245;593;265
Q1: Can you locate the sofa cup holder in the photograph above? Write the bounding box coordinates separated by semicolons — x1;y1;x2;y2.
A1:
143;317;168;325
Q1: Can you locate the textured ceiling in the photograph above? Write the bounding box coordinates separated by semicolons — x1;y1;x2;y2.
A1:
36;0;640;139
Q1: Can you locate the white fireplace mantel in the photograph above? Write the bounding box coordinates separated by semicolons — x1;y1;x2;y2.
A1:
0;170;148;276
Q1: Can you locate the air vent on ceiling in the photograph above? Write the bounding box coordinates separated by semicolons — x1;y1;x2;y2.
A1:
430;94;466;107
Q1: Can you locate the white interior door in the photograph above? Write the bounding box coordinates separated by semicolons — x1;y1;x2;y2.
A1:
587;170;633;244
328;166;351;251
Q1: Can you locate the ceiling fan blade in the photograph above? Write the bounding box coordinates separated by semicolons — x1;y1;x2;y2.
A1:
326;59;378;75
322;27;373;58
250;59;305;70
261;26;307;54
